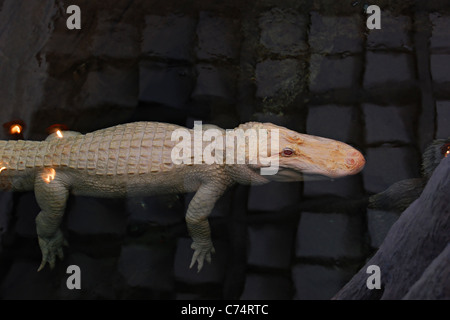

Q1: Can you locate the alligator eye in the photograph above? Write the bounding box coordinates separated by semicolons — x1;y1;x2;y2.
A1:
441;143;450;158
281;147;294;157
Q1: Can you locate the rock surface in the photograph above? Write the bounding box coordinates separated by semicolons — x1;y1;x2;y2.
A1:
296;212;365;260
334;157;450;300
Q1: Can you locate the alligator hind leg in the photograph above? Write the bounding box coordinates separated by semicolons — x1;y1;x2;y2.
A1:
34;169;70;271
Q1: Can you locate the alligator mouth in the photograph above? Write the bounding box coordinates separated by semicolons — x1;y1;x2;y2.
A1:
265;167;329;182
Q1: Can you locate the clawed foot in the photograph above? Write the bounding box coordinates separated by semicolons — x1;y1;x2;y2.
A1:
189;241;215;272
37;229;68;271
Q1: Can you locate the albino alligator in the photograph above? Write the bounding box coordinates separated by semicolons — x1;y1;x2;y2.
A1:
0;121;365;272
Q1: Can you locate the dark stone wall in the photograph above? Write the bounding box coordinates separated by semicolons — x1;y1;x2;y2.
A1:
0;0;448;299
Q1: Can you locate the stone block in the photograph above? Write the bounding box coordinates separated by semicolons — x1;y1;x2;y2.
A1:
247;224;294;269
91;14;139;59
139;61;195;108
259;8;308;55
303;175;363;199
309;55;360;92
66;196;127;237
59;253;118;299
0;0;54;127
362;104;416;144
196;12;240;61
252;112;304;132
292;264;354;299
247;182;301;212
118;244;174;291
191;64;236;104
255;58;306;112
142;14;196;62
436;101;450;139
362;147;421;194
430;13;450;53
0;192;13;248
363;52;414;88
79;65;138;109
126;196;184;226
13;192;39;237
0;260;56;299
367;209;400;248
367;11;412;49
430;54;450;84
295;212;364;259
309;12;363;54
255;59;303;99
240;274;292;299
42;2;91;59
306;104;361;145
174;238;227;284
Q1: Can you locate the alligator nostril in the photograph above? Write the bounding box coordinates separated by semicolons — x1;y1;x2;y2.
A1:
346;150;365;170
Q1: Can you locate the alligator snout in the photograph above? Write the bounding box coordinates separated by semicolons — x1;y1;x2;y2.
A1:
345;150;365;173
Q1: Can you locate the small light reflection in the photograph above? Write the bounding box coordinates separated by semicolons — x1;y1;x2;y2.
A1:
42;168;56;184
10;125;22;135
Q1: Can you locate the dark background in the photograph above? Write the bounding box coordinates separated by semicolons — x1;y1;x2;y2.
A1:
0;0;449;299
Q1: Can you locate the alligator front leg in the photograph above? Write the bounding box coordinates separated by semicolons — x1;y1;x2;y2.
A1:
185;181;228;272
34;169;70;271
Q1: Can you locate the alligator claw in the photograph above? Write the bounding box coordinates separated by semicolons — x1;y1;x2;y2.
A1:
37;229;66;272
189;241;215;272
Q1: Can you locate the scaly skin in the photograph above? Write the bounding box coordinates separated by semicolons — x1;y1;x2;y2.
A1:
0;121;365;271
